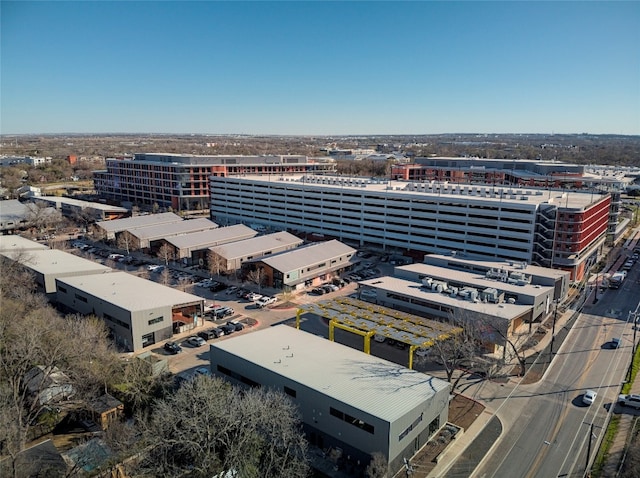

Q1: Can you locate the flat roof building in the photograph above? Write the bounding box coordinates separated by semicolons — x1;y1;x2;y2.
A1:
209;325;450;476
421;253;570;300
0;249;112;295
33;196;128;222
0;235;50;252
210;175;610;281
208;231;304;274
357;275;531;357
56;272;205;352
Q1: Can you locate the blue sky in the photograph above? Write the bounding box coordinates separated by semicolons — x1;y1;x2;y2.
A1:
2;1;639;135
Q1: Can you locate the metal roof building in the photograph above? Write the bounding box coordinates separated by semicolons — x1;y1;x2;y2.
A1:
33;196;128;221
163;224;258;261
125;217;218;249
94;212;183;240
0;249;112;295
56;271;204;352
208;231;303;273
209;325;450;476
257;239;356;290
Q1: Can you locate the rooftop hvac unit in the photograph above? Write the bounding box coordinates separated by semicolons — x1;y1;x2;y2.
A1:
507;298;516;304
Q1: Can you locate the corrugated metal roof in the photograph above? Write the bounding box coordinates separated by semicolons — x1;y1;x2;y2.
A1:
209;231;303;259
57;271;204;311
95;212;183;233
211;325;449;422
0;249;111;275
260;240;356;272
165;224;257;249
128;218;218;240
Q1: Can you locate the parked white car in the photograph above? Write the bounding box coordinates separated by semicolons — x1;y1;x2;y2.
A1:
256;296;277;308
247;292;263;302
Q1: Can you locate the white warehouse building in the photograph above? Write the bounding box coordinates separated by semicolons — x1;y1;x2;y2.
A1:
209;325;450;476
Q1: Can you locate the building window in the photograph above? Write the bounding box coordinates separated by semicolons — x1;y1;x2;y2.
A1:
216;365;260;388
74;293;87;303
58;286;67;293
284;386;297;398
329;407;374;434
148;316;163;326
399;413;423;441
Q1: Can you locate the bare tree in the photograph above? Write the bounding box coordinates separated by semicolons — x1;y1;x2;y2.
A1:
207;250;227;277
366;452;389;478
157;243;174;266
158;267;171;287
24;201;62;234
246;267;266;294
135;376;309;478
117;231;135;255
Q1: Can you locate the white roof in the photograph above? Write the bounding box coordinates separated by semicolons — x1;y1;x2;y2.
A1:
95;212;183;234
128;218;218;241
35;196;128;213
0;249;112;276
211;325;449;422
260;240;356;272
209;231;303;259
56;271;204;311
0;235;50;252
232;175;599;209
397;263;554;296
165;224;257;250
423;253;569;281
359;276;529;321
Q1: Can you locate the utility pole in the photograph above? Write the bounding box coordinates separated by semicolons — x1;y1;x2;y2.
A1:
585;422;594;475
551;300;558;355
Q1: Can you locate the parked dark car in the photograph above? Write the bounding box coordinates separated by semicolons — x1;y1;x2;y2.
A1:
220;323;236;335
311;287;325;295
227;320;244;331
164;341;183;354
209;281;228;292
198;329;218;340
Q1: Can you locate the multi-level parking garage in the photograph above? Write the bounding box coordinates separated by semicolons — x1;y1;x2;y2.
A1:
209;174;610;281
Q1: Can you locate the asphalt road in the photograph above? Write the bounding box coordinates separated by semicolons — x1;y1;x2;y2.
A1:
474;262;640;478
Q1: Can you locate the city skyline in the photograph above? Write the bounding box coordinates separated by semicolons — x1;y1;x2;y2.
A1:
2;1;639;136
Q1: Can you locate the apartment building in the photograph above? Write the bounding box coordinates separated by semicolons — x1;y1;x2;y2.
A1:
94;153;335;212
209;175;610;281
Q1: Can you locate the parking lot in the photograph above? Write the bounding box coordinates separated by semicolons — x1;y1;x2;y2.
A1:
67;240;400;377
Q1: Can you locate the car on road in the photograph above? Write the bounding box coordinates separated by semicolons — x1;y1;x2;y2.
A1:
618;394;640;409
226;286;239;295
209;281;228;292
623;260;634;270
310;287;325;295
163;341;183;354
610;337;621;349
187;336;206;347
582;390;597;406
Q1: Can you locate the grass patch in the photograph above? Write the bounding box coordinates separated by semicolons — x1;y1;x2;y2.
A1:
591;344;640;476
591;415;621;477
